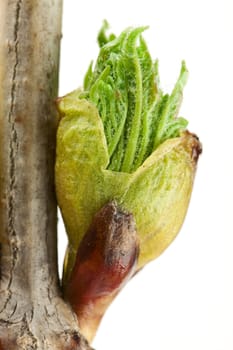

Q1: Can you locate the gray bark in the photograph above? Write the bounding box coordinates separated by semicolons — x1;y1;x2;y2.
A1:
0;1;92;349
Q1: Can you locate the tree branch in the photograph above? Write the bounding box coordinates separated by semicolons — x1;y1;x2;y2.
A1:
0;1;92;349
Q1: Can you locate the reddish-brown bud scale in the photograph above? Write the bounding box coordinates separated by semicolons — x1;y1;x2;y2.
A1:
64;201;139;342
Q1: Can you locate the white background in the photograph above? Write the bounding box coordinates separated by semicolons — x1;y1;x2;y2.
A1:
58;1;233;349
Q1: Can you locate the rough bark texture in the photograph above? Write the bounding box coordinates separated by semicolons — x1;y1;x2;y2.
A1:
0;1;92;349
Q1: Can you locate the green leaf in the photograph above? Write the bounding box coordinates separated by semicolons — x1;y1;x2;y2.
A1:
83;25;188;173
97;20;116;47
153;61;189;149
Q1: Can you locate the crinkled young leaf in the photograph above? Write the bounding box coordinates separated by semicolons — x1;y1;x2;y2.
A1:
83;24;188;174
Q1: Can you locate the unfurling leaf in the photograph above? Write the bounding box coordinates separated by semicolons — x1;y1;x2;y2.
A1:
55;22;202;303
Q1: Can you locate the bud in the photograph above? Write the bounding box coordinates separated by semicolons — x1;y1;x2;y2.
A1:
55;23;202;284
64;201;139;342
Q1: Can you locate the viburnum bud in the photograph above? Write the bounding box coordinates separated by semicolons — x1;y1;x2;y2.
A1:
55;21;201;304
